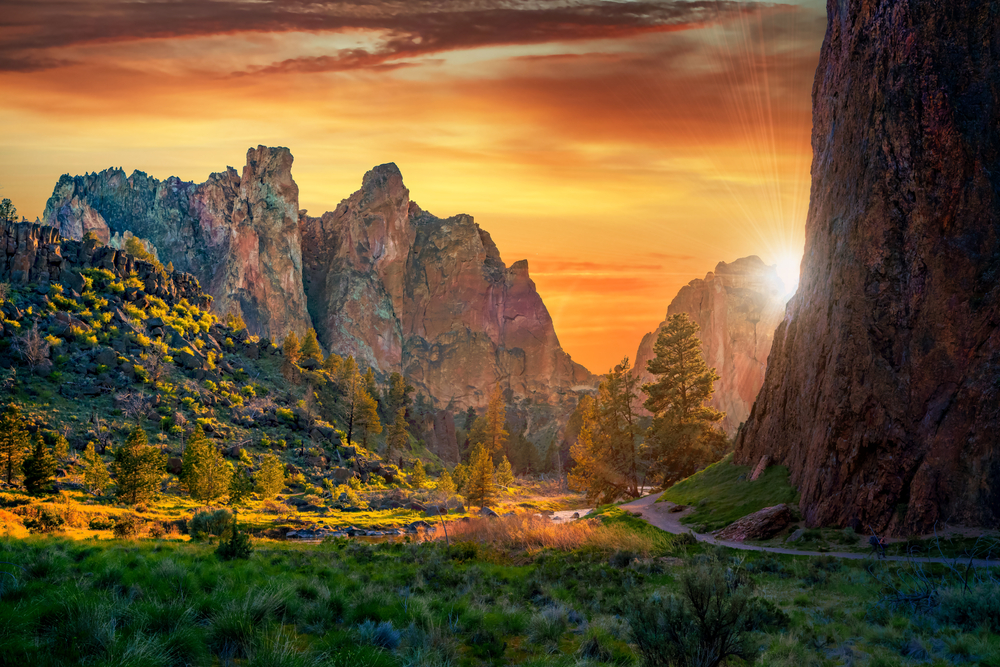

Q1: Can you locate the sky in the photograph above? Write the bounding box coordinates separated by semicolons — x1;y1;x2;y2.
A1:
0;0;827;373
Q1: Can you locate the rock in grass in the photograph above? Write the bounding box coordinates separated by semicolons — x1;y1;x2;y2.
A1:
716;504;794;542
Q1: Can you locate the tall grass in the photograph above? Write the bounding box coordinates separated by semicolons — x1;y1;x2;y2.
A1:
434;512;672;555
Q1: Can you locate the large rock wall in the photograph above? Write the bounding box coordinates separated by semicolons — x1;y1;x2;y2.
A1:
633;256;787;435
42;146;311;342
735;1;1000;534
301;166;596;417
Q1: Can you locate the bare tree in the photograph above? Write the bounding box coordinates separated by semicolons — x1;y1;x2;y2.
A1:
115;391;152;425
0;283;10;304
14;323;50;371
88;412;114;454
142;343;172;385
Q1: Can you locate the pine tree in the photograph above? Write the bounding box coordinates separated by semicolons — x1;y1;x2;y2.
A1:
228;463;254;506
51;433;70;462
436;469;456;496
283;331;301;365
465;447;499;509
0;199;17;224
410;459;427;488
300;328;323;363
341;359;382;447
385;407;409;462
485;385;508;456
495;455;515;489
256;451;285;499
452;463;469;493
322;352;342;375
383;372;413;417
112;426;165;505
0;404;28;485
181;425;232;505
81;442;111;495
642;313;726;487
22;435;56;494
569;358;644;503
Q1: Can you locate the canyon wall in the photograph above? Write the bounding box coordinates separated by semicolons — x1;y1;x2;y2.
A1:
43;146;311;343
633;256;787;436
735;0;1000;533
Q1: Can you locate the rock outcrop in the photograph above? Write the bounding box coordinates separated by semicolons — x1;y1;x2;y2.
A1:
42;146;311;342
735;1;1000;534
301;164;595;425
716;504;794;542
633;257;787;435
44;152;595;444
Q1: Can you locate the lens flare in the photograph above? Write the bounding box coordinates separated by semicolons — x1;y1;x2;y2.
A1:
775;252;801;295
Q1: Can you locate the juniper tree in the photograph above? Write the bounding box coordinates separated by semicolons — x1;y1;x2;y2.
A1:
22;434;56;494
385;407;409;462
81;442;111;495
495;455;515;489
436;469;456;496
0;404;28;485
181;425;232;505
282;331;301;365
569;358;643;503
410;459;427;488
112;426;165;505
255;451;285;499
465;446;498;509
300;328;323;363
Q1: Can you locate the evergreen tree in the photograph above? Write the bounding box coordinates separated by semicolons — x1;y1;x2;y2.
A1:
383;372;413;417
323;352;342;375
341;359;382;446
229;462;254;506
452;463;469;493
495;455;515;489
465;447;499;509
81;442;111;495
569;358;643;503
463;406;477;431
112;426;165;505
642;313;726;487
300;328;323;363
22;434;56;494
436;469;456;496
485;385;508;456
410;459;427;488
385;407;409;462
283;331;301;365
0;404;28;485
0;199;17;223
181;425;232;505
256;451;285;499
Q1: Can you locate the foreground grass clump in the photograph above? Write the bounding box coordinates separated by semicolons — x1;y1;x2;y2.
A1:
660;453;799;532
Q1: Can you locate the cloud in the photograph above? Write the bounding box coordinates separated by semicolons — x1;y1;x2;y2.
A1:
0;0;781;73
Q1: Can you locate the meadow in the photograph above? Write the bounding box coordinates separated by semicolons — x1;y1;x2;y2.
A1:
1;510;998;667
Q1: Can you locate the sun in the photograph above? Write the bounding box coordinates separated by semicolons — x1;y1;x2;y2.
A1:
775;253;802;295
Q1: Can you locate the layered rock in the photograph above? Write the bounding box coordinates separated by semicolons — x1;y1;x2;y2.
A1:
301;165;595;427
42;146;311;341
633;257;787;435
735;1;1000;533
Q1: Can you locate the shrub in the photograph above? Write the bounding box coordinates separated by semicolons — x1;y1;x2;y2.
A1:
189;508;233;538
627;565;771;667
22;507;65;534
216;515;253;560
529;605;570;645
357;620;401;650
88;515;115;530
465;627;505;661
935;583;1000;632
112;513;144;539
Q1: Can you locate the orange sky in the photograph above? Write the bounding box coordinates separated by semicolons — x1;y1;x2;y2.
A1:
0;0;826;373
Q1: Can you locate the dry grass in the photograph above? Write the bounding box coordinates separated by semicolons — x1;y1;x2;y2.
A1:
435;512;666;555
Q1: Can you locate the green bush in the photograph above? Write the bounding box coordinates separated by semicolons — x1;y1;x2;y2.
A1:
88;515;115;530
216;516;253;561
112;513;144;539
935;583;1000;632
23;507;65;533
190;508;233;538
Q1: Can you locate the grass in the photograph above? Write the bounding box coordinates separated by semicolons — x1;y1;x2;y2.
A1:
2;529;998;667
658;453;800;532
437;510;681;556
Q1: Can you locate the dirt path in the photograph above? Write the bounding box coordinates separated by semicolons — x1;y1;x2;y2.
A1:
621;492;1000;568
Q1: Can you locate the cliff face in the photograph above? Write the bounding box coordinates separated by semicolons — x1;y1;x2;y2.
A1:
44;153;595;441
302;166;595;418
42;146;311;342
633;257;787;435
735;1;1000;533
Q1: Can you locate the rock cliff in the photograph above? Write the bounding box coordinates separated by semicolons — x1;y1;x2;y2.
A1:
42;146;311;342
302;165;595;421
633;257;787;435
44;153;595;444
735;0;1000;533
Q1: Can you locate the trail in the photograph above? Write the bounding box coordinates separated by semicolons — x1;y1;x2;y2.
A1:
621;492;1000;568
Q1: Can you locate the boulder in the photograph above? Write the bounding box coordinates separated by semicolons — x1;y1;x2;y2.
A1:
95;347;117;366
716;504;794;542
166;457;183;475
478;507;499;518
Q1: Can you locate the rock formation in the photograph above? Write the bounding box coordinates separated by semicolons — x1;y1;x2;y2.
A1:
301;164;595;424
735;1;1000;533
633;256;787;435
42;146;311;342
44;153;595;444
